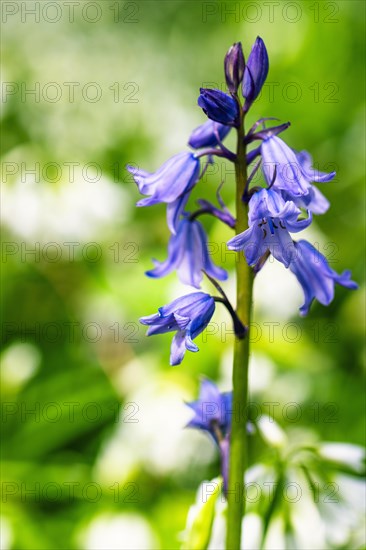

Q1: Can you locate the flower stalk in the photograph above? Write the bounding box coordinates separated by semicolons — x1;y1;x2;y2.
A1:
226;108;254;549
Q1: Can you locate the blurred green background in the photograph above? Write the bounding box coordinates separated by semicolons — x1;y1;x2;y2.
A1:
1;1;365;548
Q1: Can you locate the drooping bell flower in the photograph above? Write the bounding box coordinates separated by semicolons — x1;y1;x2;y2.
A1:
186;378;232;492
227;188;312;267
146;217;227;288
261;136;335;201
127;152;200;233
186;378;232;443
289;240;358;315
140;293;215;365
188;119;231;149
186;378;253;494
285;150;331;214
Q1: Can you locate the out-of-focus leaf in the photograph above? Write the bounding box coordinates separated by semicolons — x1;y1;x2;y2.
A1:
182;478;221;550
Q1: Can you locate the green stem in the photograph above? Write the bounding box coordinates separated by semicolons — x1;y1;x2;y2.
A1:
226;116;254;549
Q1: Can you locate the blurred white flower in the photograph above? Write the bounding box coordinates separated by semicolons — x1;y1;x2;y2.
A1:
257;415;288;448
77;513;159;550
254;259;301;320
0;517;13;550
318;442;365;474
241;513;263;550
322;474;366;548
1;342;41;389
2;167;130;243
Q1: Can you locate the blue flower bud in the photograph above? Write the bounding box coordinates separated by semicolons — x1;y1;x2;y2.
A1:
198;88;239;127
188;120;231;149
242;36;269;108
224;42;245;94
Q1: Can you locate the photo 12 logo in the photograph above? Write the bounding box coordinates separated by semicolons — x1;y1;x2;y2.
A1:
1;82;139;104
1;480;140;503
201;2;340;24
1;2;140;24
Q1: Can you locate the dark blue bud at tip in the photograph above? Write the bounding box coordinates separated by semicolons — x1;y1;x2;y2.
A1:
242;36;269;108
224;42;245;94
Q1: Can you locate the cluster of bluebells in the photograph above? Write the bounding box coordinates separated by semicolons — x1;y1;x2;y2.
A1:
131;37;357;366
130;36;358;499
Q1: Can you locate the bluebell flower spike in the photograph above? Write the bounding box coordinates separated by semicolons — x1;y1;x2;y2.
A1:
140;293;215;365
